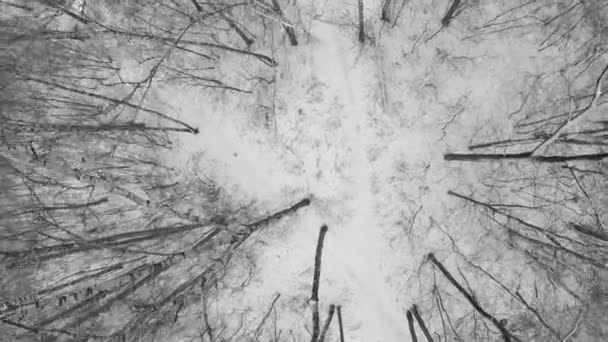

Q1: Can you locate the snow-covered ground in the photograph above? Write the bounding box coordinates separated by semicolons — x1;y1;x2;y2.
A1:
163;1;579;341
3;1;605;341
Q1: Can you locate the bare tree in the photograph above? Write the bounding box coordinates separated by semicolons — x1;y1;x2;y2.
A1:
358;0;365;43
0;1;306;340
439;6;608;338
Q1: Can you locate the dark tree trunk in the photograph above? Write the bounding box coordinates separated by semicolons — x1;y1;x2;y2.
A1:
310;225;329;342
381;0;392;22
427;253;515;342
358;0;365;43
207;1;254;47
442;0;461;27
337;305;345;342
271;0;298;46
444;152;608;162
407;310;418;342
570;222;608;242
411;305;434;342
318;304;335;342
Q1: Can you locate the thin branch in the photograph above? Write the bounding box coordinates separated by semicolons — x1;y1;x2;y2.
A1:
25;77;199;133
207;1;255;47
531;63;608;155
253;293;281;341
515;292;561;340
201;277;214;342
446;191;587;248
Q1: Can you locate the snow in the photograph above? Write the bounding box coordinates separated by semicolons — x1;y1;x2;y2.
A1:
3;1;605;341
305;20;409;341
162;1;592;341
169;15;417;340
168;6;476;341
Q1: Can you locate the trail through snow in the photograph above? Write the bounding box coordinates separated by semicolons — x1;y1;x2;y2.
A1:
166;2;575;341
308;21;409;341
174;10;438;342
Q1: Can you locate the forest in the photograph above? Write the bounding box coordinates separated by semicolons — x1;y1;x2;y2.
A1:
1;0;606;341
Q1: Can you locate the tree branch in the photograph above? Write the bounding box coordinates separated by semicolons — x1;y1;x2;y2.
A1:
531;64;608;155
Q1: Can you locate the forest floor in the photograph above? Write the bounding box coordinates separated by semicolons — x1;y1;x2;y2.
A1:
153;1;588;341
2;1;606;341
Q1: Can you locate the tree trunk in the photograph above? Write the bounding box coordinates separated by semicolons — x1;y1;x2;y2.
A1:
358;0;365;43
570;222;608;242
337;305;345;342
310;225;329;342
318;304;335;342
381;0;392;22
407;310;418;342
427;253;515;342
441;0;461;27
208;1;254;47
444;152;608;162
411;305;434;342
271;0;298;46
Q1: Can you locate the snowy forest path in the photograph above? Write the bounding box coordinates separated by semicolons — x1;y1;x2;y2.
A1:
309;21;409;341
